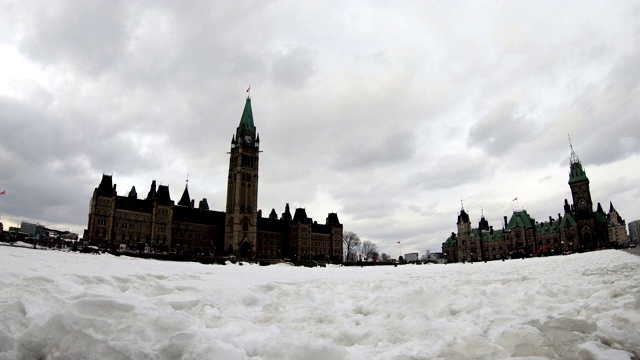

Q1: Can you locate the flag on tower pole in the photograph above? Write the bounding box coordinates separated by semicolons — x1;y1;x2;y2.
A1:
0;191;5;195
512;197;517;201
246;85;251;94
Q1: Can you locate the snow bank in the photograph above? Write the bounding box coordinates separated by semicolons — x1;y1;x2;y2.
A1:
1;246;639;359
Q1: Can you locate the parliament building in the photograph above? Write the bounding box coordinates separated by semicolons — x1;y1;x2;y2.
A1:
442;145;627;263
84;97;343;262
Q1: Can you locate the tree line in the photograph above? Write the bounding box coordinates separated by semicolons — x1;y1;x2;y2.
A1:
342;231;392;263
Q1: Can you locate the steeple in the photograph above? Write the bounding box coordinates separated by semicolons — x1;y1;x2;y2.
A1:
238;97;255;133
282;203;292;221
568;135;588;184
178;177;191;207
479;208;489;231
567;136;592;219
128;186;137;198
146;180;157;200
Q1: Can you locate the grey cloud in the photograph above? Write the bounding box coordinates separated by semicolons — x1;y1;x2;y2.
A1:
407;153;493;190
332;131;416;170
467;101;538;157
270;47;315;89
559;44;640;166
10;1;130;75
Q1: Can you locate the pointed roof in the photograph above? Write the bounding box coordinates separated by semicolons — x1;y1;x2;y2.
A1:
506;210;534;229
457;209;470;224
560;212;577;227
146;180;157;200
281;203;292;221
155;185;172;205
238;97;255;132
128;186;137;198
326;213;341;226
178;185;191;207
97;174;115;195
293;208;311;223
568;138;588;184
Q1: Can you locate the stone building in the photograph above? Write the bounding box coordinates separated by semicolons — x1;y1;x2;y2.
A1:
85;97;343;262
608;203;628;246
442;145;625;263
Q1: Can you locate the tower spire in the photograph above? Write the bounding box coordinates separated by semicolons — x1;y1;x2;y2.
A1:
568;134;579;165
238;96;255;132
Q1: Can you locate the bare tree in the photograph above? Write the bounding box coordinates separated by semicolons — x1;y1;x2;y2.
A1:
343;231;361;262
371;251;380;262
381;253;390;262
360;240;378;262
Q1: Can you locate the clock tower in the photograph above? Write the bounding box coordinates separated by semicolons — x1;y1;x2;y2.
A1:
568;142;592;220
225;96;260;257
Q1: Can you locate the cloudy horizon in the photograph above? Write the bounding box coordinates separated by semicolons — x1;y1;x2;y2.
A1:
1;1;639;256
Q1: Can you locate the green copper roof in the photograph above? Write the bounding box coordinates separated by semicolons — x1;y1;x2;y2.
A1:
470;228;505;243
238;97;255;132
535;221;560;235
569;162;588;184
594;206;608;223
560;213;577;227
506;210;534;229
443;234;457;247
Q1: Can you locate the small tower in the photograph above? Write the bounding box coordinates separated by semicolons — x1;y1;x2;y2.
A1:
456;200;472;262
225;95;260;257
457;200;471;236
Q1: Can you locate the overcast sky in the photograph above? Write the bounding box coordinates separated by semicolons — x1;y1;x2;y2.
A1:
1;1;639;256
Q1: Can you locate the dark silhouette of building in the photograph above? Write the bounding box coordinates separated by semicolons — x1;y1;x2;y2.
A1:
85;97;343;262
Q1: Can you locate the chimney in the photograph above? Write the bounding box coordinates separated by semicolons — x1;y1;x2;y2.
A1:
503;216;508;228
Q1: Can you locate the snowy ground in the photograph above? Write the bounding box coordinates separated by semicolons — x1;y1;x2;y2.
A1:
0;245;639;360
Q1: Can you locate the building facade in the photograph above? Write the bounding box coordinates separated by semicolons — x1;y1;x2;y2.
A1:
628;220;640;244
442;145;626;263
85;97;343;262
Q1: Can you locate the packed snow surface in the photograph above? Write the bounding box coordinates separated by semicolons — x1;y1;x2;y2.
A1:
1;245;639;359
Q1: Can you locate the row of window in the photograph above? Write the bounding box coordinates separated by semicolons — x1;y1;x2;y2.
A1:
241;154;256;169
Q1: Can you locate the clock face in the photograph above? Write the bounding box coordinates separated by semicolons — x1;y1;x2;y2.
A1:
244;135;252;143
